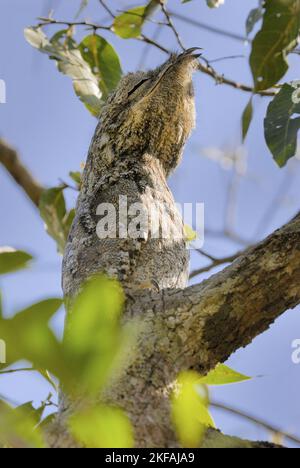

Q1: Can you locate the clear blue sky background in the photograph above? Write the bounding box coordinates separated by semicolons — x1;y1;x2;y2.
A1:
0;0;300;446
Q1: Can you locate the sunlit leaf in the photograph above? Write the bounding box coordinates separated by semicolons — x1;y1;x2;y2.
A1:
38;413;56;431
69;405;134;448
242;98;253;141
184;225;198;243
0;400;45;448
24;27;103;116
69;171;82;188
0;248;33;275
113;6;153;39
39;187;73;254
0;299;66;379
250;0;300;91
64;276;137;396
79;35;122;98
172;371;215;448
198;364;251;386
264;81;300;167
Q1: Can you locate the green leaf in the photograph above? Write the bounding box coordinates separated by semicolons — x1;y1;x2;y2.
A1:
0;299;66;379
172;371;215;448
242;98;253;141
64;276;137;396
37;413;56;431
79;35;122;99
39;187;73;254
69;171;82;187
184;225;198;243
0;248;33;275
264;81;300;167
24;27;103;116
250;0;300;91
16;402;44;426
0;400;46;448
69;405;134;448
246;3;264;36
198;364;251;386
113;7;148;39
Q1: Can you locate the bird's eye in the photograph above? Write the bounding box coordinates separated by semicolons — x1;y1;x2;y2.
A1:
128;79;150;97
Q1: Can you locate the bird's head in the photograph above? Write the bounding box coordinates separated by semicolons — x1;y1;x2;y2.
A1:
100;48;201;173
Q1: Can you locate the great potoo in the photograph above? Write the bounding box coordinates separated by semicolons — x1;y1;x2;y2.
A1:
63;48;200;297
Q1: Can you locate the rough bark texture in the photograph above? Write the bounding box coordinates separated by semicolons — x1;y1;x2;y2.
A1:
59;51;300;448
0;54;294;449
58;178;300;448
84;212;300;448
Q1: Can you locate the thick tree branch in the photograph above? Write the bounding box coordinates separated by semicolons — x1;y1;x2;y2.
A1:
0;139;43;207
202;428;282;449
47;412;283;448
129;212;300;376
69;213;300;448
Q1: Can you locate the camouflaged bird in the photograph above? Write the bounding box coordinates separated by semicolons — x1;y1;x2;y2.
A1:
62;49;200;298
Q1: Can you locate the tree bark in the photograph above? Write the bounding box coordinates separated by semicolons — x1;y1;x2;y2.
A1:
2;142;297;448
57;212;300;448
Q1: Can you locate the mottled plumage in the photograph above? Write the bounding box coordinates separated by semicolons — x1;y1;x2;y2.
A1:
63;49;200;297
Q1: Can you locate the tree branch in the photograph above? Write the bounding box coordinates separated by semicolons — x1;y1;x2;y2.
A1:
202;428;282;449
210;401;300;446
36;16;276;97
190;249;244;279
0;139;44;207
129;212;300;375
197;61;276;97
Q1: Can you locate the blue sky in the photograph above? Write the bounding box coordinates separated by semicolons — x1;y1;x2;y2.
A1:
0;0;300;446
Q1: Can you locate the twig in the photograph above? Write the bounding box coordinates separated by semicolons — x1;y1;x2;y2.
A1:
0;367;34;375
0;139;44;207
36;15;276;97
169;10;248;44
209;55;245;64
205;227;251;247
98;0;115;19
138;24;162;69
138;34;170;54
37;16;111;31
211;400;300;446
115;9;168;27
197;60;276;97
190;251;243;279
159;1;185;51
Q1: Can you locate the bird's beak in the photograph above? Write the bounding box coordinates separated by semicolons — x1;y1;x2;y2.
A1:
178;47;203;60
